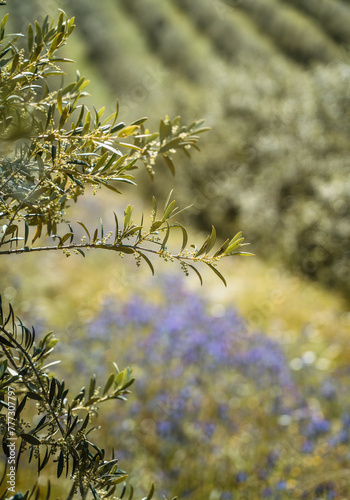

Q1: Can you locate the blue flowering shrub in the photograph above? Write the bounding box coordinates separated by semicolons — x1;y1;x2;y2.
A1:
58;276;350;499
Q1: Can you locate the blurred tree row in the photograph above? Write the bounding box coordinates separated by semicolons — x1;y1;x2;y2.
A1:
7;0;350;299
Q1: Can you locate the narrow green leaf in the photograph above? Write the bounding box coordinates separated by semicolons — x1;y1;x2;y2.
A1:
206;226;216;254
138;252;154;276
93;105;100;127
159;118;172;143
223;238;245;256
57;450;64;478
68;15;76;35
118;246;135;254
61;232;74;245
162;200;176;222
160;222;170;251
163;189;173;212
98;180;122;194
75;105;85;129
68;223;74;243
193;127;211;134
49;31;64;54
39;448;50;472
57;11;65;33
82;110;91;135
27;23;34;51
195;235;210;258
123;205;133;230
56;89;63;115
35;20;42;45
117;125;139;138
113;100;119;123
228;231;243;246
131;116;148;126
108;475;128;486
213;238;230;258
15;396;27;419
94;140;122;156
49;378;56;404
45;103;55;131
76;221;90;241
88;376;96;399
100;217;104;240
103;373;115;396
116;141;141;151
0;13;8;31
175;223;188;253
110;121;125;134
159;137;183;153
4;225;17;236
99;152;118;175
163;155;175;176
107;153;128;173
66;416;79;437
113;212;119;243
66;173;84;188
127;484;134;500
137;213;144;242
90;486;101;500
206;263;227;287
31;415;46;434
142;483;154;500
152;196;157;220
91;151;108;174
187;264;203;286
150;220;163;232
31;218;42;246
0;336;14;348
80;413;90;432
21;433;41;446
2;438;9;458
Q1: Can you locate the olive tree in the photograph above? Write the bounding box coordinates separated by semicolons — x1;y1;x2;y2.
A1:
0;10;250;499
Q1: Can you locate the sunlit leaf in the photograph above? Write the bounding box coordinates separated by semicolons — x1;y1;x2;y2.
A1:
206;263;227;287
138;252;155;276
187;264;203;286
123;205;133;230
56;89;63;115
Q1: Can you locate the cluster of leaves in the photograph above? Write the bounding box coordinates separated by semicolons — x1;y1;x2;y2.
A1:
0;7;251;500
0;295;170;499
0;11;250;285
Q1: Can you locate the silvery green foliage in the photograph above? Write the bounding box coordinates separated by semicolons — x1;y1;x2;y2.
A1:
0;11;250;285
0;8;248;499
0;296;143;499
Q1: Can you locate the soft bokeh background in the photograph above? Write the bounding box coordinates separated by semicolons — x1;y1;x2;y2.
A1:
2;1;350;498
